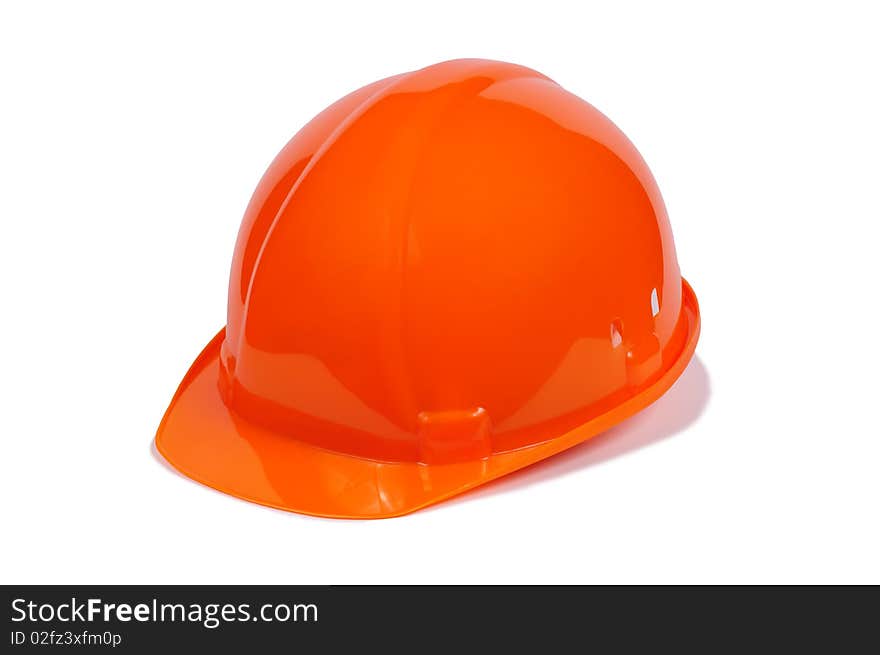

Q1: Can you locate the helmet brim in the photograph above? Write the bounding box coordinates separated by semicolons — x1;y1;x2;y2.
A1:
155;280;700;519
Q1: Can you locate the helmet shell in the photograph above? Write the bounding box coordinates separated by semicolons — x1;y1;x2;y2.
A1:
219;59;689;464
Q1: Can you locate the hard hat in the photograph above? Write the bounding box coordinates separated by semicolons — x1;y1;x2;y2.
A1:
155;59;701;519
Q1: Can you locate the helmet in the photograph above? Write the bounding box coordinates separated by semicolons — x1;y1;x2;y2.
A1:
155;59;700;518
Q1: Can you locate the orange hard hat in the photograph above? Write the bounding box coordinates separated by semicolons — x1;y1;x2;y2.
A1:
156;59;700;519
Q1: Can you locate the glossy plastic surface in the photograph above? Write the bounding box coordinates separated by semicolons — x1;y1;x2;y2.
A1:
156;59;701;518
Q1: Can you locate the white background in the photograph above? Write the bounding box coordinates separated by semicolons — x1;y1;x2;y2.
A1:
2;1;878;584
